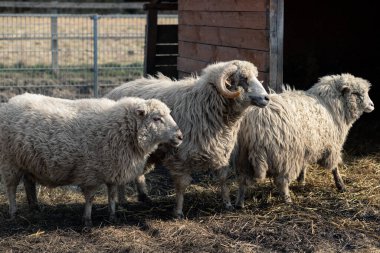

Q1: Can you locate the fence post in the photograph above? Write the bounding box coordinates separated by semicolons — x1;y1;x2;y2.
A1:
51;10;58;74
92;14;99;97
144;5;157;76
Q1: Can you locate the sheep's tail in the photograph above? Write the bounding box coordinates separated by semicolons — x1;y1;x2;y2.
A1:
155;72;175;81
281;84;296;93
229;143;239;171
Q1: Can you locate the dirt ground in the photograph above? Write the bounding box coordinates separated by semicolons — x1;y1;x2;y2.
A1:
0;146;379;252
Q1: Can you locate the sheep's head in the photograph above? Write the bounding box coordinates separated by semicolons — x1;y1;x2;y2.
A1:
133;98;183;151
202;60;270;108
311;74;374;122
338;74;374;120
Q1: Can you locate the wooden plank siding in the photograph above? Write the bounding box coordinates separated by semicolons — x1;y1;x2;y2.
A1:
269;0;284;92
177;0;273;88
178;11;268;29
178;0;267;12
178;57;269;84
179;41;269;72
179;26;269;51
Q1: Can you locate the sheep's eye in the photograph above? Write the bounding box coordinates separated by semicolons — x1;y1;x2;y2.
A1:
240;76;248;83
153;117;162;122
352;92;364;100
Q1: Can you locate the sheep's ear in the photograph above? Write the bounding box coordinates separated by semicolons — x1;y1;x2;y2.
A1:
341;85;351;94
225;75;233;87
136;107;146;117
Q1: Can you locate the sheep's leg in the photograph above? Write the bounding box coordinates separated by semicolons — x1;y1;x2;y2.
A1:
172;173;192;219
234;144;253;209
82;187;96;227
276;177;292;203
217;166;233;210
235;179;247;209
23;174;39;211
297;167;306;186
117;185;127;206
2;168;22;220
332;167;346;192
6;183;19;220
107;184;117;222
135;174;152;203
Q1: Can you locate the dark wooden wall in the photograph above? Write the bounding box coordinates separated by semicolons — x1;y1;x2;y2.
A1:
177;0;270;85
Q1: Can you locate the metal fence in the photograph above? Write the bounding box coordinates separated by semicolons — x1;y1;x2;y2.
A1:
0;13;178;101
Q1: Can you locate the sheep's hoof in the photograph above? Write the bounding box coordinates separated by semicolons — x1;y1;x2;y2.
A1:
298;181;306;187
138;194;153;204
336;184;346;193
225;203;235;211
83;218;93;228
6;216;16;222
108;214;118;224
174;211;184;220
118;202;128;209
82;226;92;233
335;179;346;192
118;201;128;206
29;204;41;212
284;196;293;204
234;203;245;210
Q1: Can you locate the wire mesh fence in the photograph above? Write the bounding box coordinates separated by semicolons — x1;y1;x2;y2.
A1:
0;13;178;101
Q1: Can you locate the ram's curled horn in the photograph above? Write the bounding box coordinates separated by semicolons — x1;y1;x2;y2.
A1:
216;63;241;99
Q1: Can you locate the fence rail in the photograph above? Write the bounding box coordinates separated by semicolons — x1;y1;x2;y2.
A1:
0;1;145;10
0;13;178;101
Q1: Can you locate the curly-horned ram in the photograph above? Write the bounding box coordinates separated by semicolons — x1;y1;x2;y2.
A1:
105;60;270;218
232;74;374;207
0;93;182;226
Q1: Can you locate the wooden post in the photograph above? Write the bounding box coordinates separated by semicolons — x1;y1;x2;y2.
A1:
144;3;158;76
51;8;58;74
92;15;99;97
269;0;284;92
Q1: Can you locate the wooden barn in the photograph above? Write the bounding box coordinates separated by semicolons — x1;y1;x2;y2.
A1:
146;0;379;110
145;0;282;90
177;0;282;92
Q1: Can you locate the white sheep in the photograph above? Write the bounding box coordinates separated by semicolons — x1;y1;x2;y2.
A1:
232;74;374;207
0;93;183;226
105;60;270;217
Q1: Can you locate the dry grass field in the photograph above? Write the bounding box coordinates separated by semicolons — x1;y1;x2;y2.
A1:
0;130;379;252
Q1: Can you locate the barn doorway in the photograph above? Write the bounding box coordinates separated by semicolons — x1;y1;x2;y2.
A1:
283;0;380;153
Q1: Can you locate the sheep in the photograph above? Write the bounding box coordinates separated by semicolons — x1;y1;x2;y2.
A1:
0;93;183;226
105;60;270;218
232;74;374;207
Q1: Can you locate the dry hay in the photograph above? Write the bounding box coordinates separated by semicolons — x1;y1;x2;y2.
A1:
0;152;379;252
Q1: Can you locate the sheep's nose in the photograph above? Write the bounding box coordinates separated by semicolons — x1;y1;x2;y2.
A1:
176;131;183;141
364;101;375;113
170;129;183;147
264;95;270;102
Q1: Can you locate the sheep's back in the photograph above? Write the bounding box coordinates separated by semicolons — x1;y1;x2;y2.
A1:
0;95;115;186
106;78;240;171
280;91;342;165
